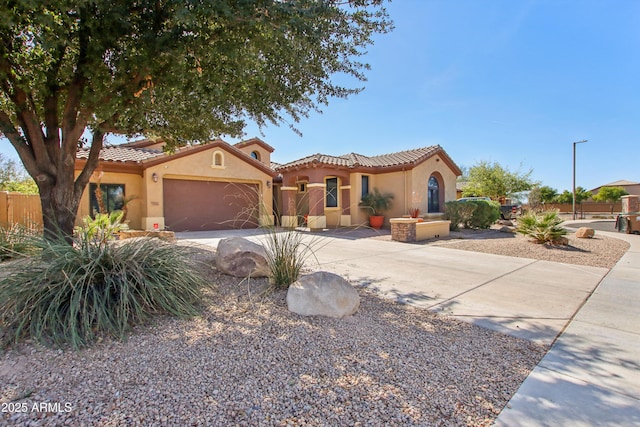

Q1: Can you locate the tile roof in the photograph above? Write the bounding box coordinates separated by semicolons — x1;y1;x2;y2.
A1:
600;179;640;186
76;145;163;163
277;145;450;170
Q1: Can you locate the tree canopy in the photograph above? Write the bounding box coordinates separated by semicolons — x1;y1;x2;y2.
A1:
0;153;38;194
554;187;591;205
0;0;391;239
527;185;558;209
461;161;537;200
593;186;628;213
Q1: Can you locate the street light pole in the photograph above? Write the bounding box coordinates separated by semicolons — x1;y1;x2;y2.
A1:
573;140;587;220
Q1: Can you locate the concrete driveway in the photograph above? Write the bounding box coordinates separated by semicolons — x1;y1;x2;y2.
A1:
178;227;608;346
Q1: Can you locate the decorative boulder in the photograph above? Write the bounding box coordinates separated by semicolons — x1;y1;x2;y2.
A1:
575;227;595;239
287;271;360;318
215;237;270;278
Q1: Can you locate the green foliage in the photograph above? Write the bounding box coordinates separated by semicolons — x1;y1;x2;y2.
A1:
462;161;537;199
0;0;392;240
75;212;125;244
0;154;38;194
444;200;500;230
528;185;558;210
0;237;206;349
593;186;628;213
444;201;474;231
554;187;591;204
517;210;568;244
0;223;40;261
359;188;394;216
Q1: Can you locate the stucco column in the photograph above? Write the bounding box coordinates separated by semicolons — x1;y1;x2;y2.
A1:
340;184;351;226
306;183;327;229
280;186;298;228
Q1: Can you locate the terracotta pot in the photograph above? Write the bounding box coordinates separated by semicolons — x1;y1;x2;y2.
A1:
369;215;384;229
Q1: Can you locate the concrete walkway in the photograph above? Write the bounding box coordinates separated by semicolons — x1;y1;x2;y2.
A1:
494;224;640;427
178;221;640;426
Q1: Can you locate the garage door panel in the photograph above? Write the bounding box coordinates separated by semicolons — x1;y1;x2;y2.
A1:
163;179;259;232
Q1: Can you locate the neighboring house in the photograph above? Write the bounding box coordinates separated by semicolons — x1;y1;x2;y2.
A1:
589;180;640;198
274;145;462;229
75;138;276;232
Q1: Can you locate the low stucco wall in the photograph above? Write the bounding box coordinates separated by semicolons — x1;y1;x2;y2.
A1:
390;218;450;243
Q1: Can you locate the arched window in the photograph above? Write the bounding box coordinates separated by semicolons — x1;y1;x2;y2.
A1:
212;151;224;167
250;150;260;160
428;175;440;213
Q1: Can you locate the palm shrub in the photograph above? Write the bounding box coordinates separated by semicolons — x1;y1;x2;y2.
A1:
517;210;568;244
0;223;40;261
75;211;126;244
0;235;207;349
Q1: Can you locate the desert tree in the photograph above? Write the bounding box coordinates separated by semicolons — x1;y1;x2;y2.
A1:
462;160;537;201
0;0;392;241
593;186;628;213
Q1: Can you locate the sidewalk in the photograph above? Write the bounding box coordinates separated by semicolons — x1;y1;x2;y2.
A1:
494;223;640;426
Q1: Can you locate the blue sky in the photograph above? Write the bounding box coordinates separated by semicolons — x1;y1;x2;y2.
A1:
2;0;639;193
239;0;640;193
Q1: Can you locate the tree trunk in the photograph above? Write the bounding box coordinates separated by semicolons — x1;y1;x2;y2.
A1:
39;181;83;244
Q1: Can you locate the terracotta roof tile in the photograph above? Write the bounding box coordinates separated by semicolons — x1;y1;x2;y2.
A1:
277;145;452;171
77;146;163;163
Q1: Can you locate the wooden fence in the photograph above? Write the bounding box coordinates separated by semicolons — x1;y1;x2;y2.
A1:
0;192;43;228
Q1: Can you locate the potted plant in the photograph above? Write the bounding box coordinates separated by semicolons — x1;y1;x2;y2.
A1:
359;188;394;229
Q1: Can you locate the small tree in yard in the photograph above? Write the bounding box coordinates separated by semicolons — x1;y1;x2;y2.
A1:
593;186;629;214
528;185;558;210
553;187;591;205
0;1;391;242
462;161;537;200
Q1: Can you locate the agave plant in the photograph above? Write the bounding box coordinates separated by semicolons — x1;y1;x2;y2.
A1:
516;210;568;244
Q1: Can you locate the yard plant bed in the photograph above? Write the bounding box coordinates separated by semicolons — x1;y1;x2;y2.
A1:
1;229;630;426
1;248;546;427
427;229;630;269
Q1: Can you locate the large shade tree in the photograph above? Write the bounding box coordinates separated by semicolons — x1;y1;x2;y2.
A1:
0;0;391;241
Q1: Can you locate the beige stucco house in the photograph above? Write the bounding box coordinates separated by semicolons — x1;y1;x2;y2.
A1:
274;145;462;229
75;138;276;232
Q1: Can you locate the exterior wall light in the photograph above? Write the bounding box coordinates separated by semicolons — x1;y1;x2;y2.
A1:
152;172;158;183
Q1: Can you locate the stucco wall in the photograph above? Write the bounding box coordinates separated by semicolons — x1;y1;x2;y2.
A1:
143;146;273;228
411;154;458;214
348;154;459;227
235;143;271;167
76;171;145;229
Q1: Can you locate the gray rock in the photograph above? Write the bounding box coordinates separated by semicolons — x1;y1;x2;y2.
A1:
215;237;270;278
287;271;360;318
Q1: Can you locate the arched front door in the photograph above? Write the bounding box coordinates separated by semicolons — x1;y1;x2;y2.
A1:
428;175;440;213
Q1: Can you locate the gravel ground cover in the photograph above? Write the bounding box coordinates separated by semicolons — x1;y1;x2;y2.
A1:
425;228;630;269
0;228;629;426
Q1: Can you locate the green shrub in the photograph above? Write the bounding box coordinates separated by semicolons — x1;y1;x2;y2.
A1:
444;200;500;230
517;210;568;244
468;200;501;229
0;236;206;349
444;201;471;231
0;223;40;261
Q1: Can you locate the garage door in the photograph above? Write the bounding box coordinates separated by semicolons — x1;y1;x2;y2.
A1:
163;179;259;231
